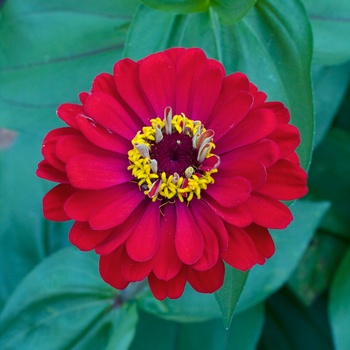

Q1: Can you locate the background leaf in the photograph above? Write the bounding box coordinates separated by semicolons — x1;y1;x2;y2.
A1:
0;247;139;350
130;303;264;350
0;0;138;133
312;63;350;147
329;247;350;350
259;288;333;349
125;0;314;170
308;128;350;240
302;0;350;65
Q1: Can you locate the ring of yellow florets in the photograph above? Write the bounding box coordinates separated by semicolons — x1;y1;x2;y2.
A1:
127;107;220;203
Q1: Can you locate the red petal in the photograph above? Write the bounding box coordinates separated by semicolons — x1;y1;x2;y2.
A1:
188;259;225;293
190;200;229;253
219;158;267;191
264;101;290;123
91;73;118;97
190;221;219;271
64;183;142;229
83;92;139;139
148;267;187;300
259;159;308;200
66;154;131;189
245;224;275;261
175;201;204;265
36;160;68;183
221;225;258;270
220;107;277;149
76;114;130;154
152;204;182;280
95;200;147;255
55;134;112;164
208;91;253;140
268;124;301;158
99;248;129;289
121;249;155;282
246;193;293;229
126;201;161;262
138;52;176;117
219;139;280;168
57;103;84;129
89;184;145;230
175;48;223;120
42;184;75;221
114;58;155;124
69;221;112;251
204;175;252;208
163;47;186;64
249;82;267;107
202;193;252;227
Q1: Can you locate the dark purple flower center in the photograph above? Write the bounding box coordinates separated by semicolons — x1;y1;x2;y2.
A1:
150;133;199;177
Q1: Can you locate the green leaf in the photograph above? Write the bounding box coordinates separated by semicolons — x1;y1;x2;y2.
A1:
260;288;334;349
308;128;350;239
0;133;70;309
131;304;264;350
138;285;221;323
0;0;138;133
141;0;209;13
288;230;348;305
125;0;314;170
214;267;248;329
312;63;350;147
329;247;350;350
302;0;350;65
105;303;138;350
0;247;138;350
210;0;257;24
235;200;330;313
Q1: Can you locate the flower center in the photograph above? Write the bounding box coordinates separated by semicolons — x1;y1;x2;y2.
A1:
128;107;220;202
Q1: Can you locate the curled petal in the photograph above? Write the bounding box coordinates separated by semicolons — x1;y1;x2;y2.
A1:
221;225;258;271
43;184;76;221
99;248;129;290
69;221;112;252
188;259;225;294
259;159;308;200
148;267;187;300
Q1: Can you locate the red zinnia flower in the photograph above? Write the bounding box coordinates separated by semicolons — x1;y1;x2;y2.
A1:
37;48;308;300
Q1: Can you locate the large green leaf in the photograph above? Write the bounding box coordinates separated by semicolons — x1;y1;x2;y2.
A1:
329;247;350;350
125;0;314;170
0;247;138;350
235;200;330;313
302;0;350;65
0;0;138;133
131;303;264;350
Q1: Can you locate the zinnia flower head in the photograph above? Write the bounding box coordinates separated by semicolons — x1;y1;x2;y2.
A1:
37;48;308;300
